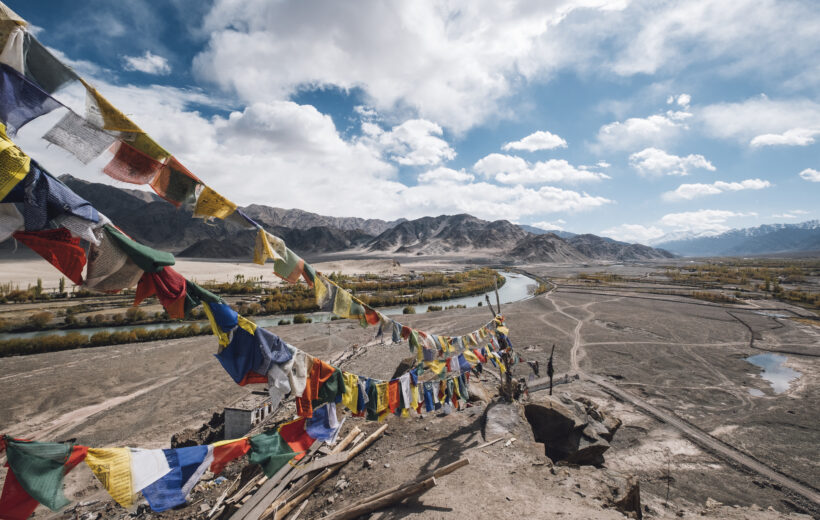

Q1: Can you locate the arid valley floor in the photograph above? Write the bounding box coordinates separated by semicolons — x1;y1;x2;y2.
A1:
0;261;817;519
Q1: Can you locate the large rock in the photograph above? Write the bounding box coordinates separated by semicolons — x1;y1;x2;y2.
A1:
482;399;534;441
524;394;620;466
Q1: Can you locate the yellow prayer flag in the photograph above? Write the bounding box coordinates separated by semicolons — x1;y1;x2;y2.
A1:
375;382;389;413
253;228;285;265
203;303;230;347
0;122;30;200
127;133;171;162
237;315;256;336
462;350;479;364
410;384;419;410
341;372;359;413
193;186;237;220
453;377;460;399
497;325;509;336
85;448;135;509
425;360;446;375
332;288;353;318
314;274;328;308
81;80;142;133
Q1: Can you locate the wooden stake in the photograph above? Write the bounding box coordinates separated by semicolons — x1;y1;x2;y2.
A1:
494;277;501;314
321;477;437;520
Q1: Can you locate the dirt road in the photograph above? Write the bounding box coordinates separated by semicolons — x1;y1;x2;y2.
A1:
545;285;820;508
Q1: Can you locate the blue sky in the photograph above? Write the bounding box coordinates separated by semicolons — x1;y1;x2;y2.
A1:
9;0;820;244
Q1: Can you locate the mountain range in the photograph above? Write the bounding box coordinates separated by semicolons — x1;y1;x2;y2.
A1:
653;220;820;257
39;175;673;264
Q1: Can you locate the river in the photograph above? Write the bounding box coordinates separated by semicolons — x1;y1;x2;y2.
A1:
0;271;537;340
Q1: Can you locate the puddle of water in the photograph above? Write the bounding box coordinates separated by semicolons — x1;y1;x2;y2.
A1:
746;353;801;394
748;388;764;397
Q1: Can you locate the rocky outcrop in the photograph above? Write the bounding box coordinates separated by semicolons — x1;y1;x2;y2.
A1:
524;394;621;466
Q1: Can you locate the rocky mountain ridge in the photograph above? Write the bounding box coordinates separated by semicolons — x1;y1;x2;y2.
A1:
43;176;674;263
654;220;820;257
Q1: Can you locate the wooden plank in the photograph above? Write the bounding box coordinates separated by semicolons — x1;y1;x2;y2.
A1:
321;477;437;520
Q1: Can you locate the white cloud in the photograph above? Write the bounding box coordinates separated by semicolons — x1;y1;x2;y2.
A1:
629;147;715;176
659;209;755;234
417;167;474;184
502;130;567;152
799;168;820;182
662;178;771;201
750;127;820;147
361;119;455;166
596;160;611;168
600;224;665;244
698;95;820;143
531;219;566;231
676;94;691;107
595;114;685;152
773;210;809;219
122;51;171;75
474;153;610;184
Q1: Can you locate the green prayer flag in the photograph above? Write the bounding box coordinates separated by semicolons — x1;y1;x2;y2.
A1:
248;431;296;477
104;225;174;273
365;381;380;421
5;439;73;511
314;367;345;409
184;279;221;314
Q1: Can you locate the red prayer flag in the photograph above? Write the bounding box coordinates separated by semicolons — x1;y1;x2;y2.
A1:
210;439;251;475
103;140;163;185
387;380;400;413
134;266;187;319
12;229;85;285
278;418;314;461
364;307;380;326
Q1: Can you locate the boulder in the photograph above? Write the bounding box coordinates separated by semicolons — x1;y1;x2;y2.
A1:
599;471;642;519
524;394;619;466
467;380;494;403
482;399;534;441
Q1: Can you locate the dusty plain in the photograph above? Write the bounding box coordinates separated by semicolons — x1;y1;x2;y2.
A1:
0;259;818;518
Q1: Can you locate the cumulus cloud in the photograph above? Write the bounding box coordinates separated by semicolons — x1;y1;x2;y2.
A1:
474;153;610;184
502;130;567;151
417;167;474;184
800;168;820;182
629;147;715;176
122;51;171;75
361;119;455;166
600;224;665;244
750;127;820;147
596;160;611;168
698;95;820;144
659;209;755;234
662;178;771;200
531;219;566;231
595;114;685;152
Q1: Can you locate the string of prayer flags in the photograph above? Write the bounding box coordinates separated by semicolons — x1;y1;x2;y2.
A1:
296;358;343;419
12;228;86;284
1;439;87;515
209;438;251;476
134;267;187;319
43;111;118;165
103;140;164;185
103;224;174;273
0;63;62;136
192;185;236;220
150;157;200;208
0;121;29;200
140;446;213;513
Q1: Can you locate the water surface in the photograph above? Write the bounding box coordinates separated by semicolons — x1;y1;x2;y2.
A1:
746;353;801;394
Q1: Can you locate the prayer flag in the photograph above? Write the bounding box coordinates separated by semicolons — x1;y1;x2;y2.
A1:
2;440;87;514
387;380;400;413
248;431;297;478
0;26;24;73
23;33;78;94
0;63;61;135
193;186;236;220
141;446;213;512
104;224;174;273
84;227;143;293
134;267;187;319
273;247;306;284
12;228;85;284
103;140;163;185
214;326;268;385
150;157;200;207
0;121;29;201
84;448;135;509
210;438;250;476
82;80;141;133
341;371;359;413
0;202;22;242
43;111;117;164
278;417;314;460
253;228;285;265
305;404;343;443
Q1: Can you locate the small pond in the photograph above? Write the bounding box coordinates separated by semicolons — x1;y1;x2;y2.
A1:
746;353;801;395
